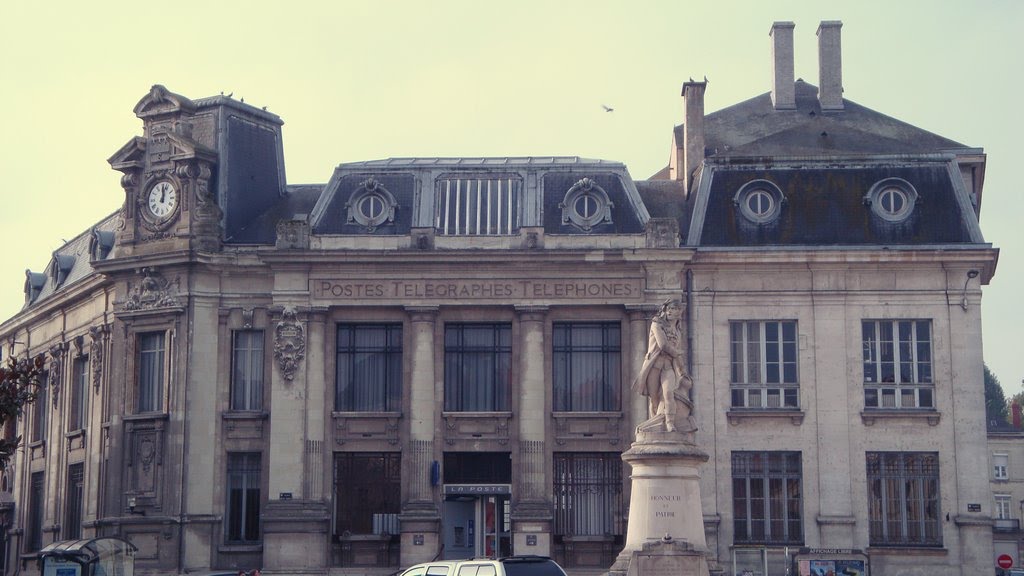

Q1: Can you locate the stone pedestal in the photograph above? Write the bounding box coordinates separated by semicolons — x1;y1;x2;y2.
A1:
623;538;710;576
609;428;709;576
261;499;330;575
399;508;441;567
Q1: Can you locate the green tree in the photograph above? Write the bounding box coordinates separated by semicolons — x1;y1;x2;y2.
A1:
0;355;44;469
985;364;1009;425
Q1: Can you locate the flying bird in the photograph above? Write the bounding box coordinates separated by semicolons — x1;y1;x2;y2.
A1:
601;104;614;112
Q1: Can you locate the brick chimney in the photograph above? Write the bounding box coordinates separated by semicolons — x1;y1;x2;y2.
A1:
770;22;796;110
1013;402;1022;429
682;80;707;195
817;20;844;110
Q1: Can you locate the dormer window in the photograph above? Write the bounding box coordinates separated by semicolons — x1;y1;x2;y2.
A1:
734;180;785;224
24;271;45;304
435;175;521;235
346;177;398;232
90;229;115;261
560;178;613;231
865;178;918;222
50;255;75;287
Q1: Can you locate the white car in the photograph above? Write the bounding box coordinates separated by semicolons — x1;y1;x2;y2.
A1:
399;556;568;576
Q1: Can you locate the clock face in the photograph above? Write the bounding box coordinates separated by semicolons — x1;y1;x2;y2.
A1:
147;181;178;221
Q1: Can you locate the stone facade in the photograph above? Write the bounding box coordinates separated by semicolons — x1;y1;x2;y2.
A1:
0;20;1000;576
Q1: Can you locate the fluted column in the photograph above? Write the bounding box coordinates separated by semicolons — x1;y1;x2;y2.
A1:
400;307;440;567
511;306;551;555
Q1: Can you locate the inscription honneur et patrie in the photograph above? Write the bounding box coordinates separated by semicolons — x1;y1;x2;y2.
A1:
312;278;642;301
651;494;681;518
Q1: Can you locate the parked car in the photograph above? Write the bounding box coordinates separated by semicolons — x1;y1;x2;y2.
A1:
399;556;567;576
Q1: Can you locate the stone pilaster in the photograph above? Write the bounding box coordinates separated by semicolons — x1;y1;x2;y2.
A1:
400;307;440;567
626;305;658;431
810;292;856;545
267;306;306;499
304;309;327;501
263;306;328;575
512;306;551;556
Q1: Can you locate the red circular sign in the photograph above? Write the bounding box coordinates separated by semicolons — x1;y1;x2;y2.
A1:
998;554;1013;569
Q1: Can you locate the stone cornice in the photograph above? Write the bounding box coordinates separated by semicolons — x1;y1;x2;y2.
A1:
692;246;997;264
0;276;111;335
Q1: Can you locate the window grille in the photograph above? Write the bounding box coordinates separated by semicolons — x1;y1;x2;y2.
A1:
336;324;402;412
334;452;401;536
553;323;621;412
730;321;798;409
435;177;521;235
866;452;941;546
553;453;623;537
732;451;803;545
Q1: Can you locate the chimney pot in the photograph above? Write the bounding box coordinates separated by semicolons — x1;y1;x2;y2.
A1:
1013;402;1022;429
770;22;796;110
682;81;707;196
817;20;844;110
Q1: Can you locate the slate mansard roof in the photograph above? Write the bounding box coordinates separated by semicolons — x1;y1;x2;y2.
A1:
10;73;991;314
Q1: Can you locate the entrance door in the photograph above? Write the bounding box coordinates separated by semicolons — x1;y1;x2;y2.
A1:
443;495;511;559
443;499;476;559
482;495;511;559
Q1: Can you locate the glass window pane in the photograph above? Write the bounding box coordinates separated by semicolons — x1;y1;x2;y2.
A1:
337;324;402;412
731;451;802;545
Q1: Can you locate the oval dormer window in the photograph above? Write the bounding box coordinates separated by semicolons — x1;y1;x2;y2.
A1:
734;180;784;224
346;177;398;232
865;177;918;222
560;177;613;231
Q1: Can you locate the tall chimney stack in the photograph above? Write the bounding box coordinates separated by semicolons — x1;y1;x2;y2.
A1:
817;20;844;110
682;80;707;195
770;22;796;110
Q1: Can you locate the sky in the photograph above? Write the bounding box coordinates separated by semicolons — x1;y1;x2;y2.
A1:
0;1;1021;396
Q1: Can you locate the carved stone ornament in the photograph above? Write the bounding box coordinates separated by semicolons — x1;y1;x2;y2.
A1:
276;219;310;249
187;161;223;251
560;177;613;231
241;308;255;329
89;324;110;393
48;343;66;409
645;217;680;248
346;177;398;232
120;267;181;312
274;307;306;381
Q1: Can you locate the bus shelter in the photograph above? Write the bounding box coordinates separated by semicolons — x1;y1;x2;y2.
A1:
39;537;137;576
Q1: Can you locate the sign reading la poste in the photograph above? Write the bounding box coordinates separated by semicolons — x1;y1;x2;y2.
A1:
312;278;643;302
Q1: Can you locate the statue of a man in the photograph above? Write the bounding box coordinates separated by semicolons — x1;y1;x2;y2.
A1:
631;299;693;432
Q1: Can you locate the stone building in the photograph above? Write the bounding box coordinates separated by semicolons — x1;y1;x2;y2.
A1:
0;21;999;576
989;407;1024;572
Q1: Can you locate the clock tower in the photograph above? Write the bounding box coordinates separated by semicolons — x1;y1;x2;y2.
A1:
108;85;222;256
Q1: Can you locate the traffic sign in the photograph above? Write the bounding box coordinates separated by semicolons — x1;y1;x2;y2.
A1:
998;554;1013;569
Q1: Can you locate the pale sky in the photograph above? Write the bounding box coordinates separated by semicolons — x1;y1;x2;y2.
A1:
1;1;1021;396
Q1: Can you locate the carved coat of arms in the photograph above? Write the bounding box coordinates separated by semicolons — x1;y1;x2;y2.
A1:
274;307;306;381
